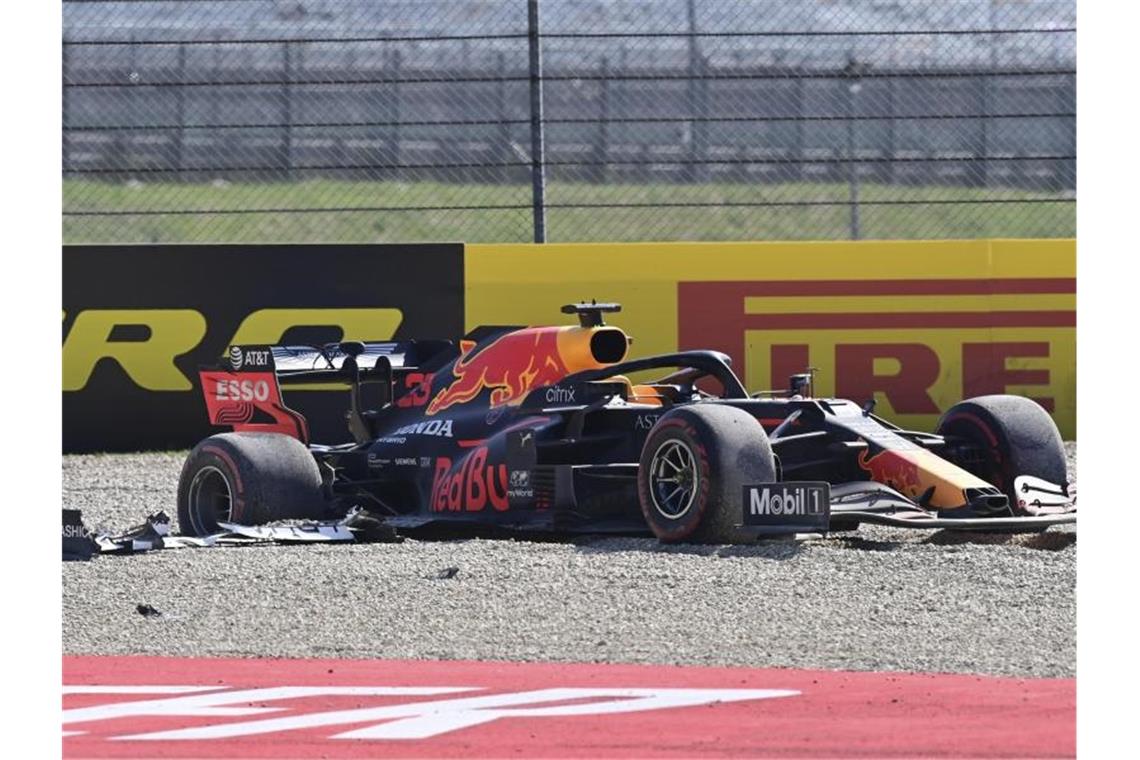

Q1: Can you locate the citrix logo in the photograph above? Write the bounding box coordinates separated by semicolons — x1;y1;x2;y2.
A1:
545;387;576;404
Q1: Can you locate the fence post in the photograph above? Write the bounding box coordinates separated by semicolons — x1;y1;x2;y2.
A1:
527;0;547;243
886;74;896;185
793;75;805;182
592;56;609;184
977;73;990;188
685;0;708;183
115;31;137;174
694;56;709;183
497;52;511;184
62;39;71;173
846;84;861;240
984;3;997;189
389;48;402;179
1064;73;1075;191
211;34;221;150
341;44;355;170
843;58;865;241
174;43;186;177
280;42;294;181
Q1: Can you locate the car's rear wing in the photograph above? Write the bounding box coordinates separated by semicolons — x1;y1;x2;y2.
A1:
257;342;409;381
198;340;454;443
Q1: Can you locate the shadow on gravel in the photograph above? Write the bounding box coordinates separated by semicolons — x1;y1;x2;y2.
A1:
826;536;908;552
357;523;809;559
571;536;808;561
814;530;1075;553
353;522;1073;556
923;529;1076;551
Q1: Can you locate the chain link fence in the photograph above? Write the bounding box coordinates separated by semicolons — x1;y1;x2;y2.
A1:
63;0;1075;244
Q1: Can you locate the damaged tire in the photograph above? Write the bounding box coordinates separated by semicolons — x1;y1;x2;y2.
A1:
936;394;1067;513
177;432;325;536
637;404;775;544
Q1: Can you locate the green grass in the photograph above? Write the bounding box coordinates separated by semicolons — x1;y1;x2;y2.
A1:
63;179;1075;244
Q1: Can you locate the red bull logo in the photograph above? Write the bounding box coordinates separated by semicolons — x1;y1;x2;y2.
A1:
857;449;924;497
431;448;508;512
427;329;569;416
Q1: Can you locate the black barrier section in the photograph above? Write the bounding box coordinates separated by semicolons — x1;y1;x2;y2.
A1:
63;244;464;452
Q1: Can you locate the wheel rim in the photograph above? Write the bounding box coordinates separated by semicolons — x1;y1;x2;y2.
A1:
187;466;233;533
649;439;699;519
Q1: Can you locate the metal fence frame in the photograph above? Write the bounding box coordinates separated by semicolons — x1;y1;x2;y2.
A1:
62;0;1076;244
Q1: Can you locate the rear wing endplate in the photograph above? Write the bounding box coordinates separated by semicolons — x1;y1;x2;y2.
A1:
198;341;409;440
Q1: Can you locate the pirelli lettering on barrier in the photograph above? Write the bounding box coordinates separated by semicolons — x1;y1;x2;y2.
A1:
460;240;1076;439
678;278;1076;436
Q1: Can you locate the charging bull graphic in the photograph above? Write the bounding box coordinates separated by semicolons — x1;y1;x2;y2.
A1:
427;329;571;416
858;449;924;497
858;446;997;509
426;325;629;417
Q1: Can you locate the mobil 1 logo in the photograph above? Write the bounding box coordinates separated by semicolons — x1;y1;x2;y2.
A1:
742;482;830;531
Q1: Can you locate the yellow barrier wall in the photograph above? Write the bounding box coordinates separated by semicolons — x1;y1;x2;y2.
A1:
466;239;1076;438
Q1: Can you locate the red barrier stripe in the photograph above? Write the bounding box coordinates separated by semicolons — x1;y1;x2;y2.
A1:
744;310;1074;329
731;278;1076;296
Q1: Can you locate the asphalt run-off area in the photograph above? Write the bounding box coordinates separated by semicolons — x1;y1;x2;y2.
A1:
64;655;1074;759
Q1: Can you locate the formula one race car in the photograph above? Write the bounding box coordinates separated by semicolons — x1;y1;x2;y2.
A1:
178;302;1075;542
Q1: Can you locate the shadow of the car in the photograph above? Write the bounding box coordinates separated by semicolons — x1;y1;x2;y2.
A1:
571;535;809;561
923;529;1076;551
826;536;906;552
393;524;812;560
378;522;1074;556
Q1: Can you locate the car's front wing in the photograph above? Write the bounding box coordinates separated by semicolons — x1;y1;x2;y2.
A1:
827;481;1075;532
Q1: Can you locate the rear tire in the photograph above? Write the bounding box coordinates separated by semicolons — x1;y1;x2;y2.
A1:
637;404;776;544
935;395;1067;513
177;432;325;536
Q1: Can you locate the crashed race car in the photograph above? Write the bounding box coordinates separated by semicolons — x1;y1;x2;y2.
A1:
178;302;1075;543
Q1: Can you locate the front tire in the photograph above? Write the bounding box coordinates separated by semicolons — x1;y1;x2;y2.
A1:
936;395;1067;514
177;432;325;536
637;404;776;544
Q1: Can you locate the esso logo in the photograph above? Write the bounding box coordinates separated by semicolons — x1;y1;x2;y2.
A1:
215;379;271;402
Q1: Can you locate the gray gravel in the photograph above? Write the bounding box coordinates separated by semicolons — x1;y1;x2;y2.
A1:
62;444;1076;677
